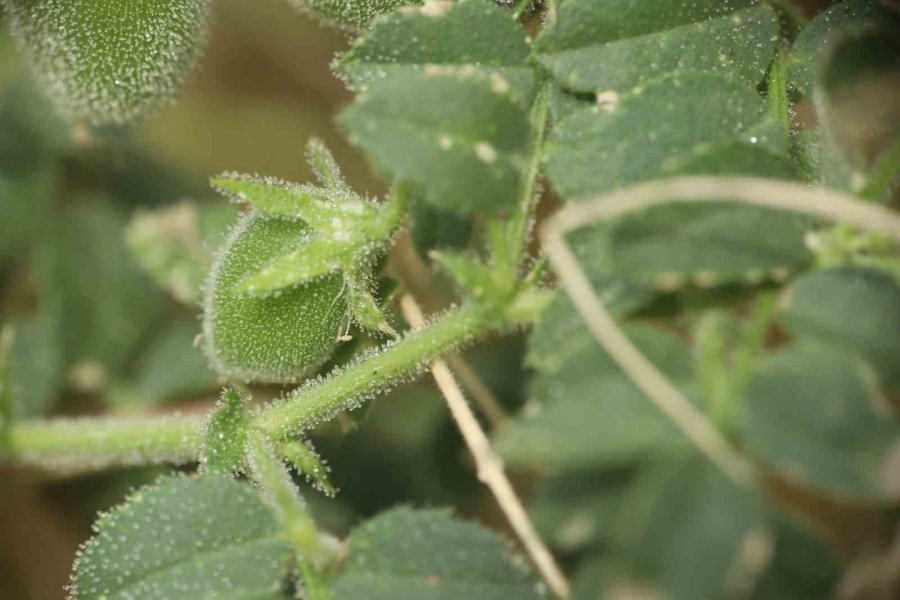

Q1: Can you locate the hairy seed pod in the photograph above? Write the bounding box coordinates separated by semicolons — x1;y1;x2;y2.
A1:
3;0;211;125
203;212;347;383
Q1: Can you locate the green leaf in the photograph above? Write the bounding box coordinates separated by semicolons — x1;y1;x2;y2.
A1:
123;319;218;409
71;474;292;599
497;325;693;472
780;267;900;392
202;212;347;383
536;0;779;94
609;456;768;600
545;73;788;201
332;507;542;599
201;387;250;475
743;343;900;500
340;71;534;214
286;0;422;30
9;303;65;417
125;202;238;305
337;0;533;97
752;518;840;600
564;200;814;297
38;199;166;379
6;0;211;124
789;0;898;98
335;1;537;215
528;469;633;554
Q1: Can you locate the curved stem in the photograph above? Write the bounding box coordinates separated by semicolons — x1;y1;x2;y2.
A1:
541;176;900;489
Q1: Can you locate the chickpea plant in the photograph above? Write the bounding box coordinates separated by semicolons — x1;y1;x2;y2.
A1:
1;0;900;599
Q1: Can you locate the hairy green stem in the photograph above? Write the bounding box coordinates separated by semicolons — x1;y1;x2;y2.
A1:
3;302;524;470
246;429;336;599
501;81;550;275
7;415;205;470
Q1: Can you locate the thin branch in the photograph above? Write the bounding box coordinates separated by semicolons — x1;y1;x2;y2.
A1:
399;294;570;599
541;176;900;489
5;301;535;470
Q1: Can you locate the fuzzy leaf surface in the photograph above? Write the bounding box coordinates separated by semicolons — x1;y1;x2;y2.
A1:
497;325;693;472
341;70;533;214
535;0;778;93
71;474;292;599
545;73;787;201
337;0;534;98
332;507;542;599
743;343;900;500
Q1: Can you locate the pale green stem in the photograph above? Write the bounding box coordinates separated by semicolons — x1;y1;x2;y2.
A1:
7;415;205;470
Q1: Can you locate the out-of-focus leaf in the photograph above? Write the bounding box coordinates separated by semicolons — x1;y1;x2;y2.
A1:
71;474;292;599
332;507;542;599
780;267;900;392
751;518;840;600
10;303;65;417
545;73;788;201
789;0;898;98
118;319;217;409
529;469;633;554
744;343;900;500
609;457;769;600
562;199;813;297
125;202;237;305
535;0;778;94
497;325;693;472
32;199;166;380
